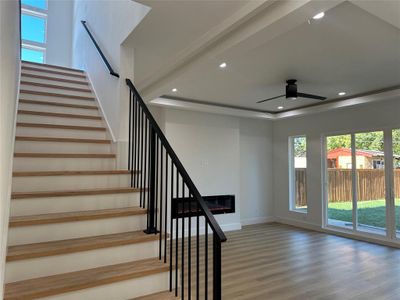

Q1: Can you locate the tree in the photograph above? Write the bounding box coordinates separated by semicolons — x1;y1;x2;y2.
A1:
293;137;306;157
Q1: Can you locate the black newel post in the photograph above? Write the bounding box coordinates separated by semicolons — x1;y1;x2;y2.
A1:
144;126;157;234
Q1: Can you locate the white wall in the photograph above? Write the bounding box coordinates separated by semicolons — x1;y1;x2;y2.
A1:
72;0;150;141
156;108;274;230
0;0;20;296
45;0;73;67
273;97;400;229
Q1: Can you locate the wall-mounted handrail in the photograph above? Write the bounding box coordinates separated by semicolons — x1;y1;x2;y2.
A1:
81;20;119;78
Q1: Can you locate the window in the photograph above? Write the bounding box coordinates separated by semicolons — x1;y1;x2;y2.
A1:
289;136;307;212
21;0;47;64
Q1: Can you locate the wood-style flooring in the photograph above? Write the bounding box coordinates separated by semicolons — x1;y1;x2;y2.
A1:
219;223;400;300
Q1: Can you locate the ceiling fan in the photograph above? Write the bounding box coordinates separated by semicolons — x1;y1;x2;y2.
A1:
257;79;326;103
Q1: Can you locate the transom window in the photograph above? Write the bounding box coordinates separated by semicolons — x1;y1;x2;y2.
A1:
21;0;48;63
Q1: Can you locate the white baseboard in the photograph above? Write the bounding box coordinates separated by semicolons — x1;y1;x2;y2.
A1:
221;222;242;232
241;216;275;226
274;216;322;232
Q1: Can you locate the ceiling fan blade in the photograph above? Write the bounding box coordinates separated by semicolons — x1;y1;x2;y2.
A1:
297;92;326;100
257;94;285;103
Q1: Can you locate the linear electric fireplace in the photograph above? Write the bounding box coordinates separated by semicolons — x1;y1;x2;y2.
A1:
172;195;235;218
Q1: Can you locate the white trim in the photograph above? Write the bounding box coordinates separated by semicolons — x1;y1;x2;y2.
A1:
275;217;322;232
241;216;275;226
85;71;117;142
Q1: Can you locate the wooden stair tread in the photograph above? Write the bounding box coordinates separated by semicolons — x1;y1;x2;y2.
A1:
21;73;89;85
13;170;131;176
133;291;178;300
15;136;111;144
21;66;87;78
11;187;140;199
4;258;168;300
17;122;106;131
14;153;116;158
19;99;98;110
21;61;85;73
9;207;146;227
20;90;94;101
7;231;158;261
17;110;102;120
20;81;91;92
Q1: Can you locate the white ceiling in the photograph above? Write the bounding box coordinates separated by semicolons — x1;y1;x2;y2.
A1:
130;0;400;116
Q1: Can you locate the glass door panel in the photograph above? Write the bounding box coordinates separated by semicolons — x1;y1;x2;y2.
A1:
355;131;386;234
393;129;400;237
326;134;353;228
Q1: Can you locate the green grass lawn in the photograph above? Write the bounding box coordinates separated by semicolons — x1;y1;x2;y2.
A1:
328;199;400;230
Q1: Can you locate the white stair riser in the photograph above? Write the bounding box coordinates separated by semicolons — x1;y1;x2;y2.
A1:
5;240;159;282
21;64;85;76
12;174;130;192
17;114;104;127
21;70;87;82
11;193;140;216
20;93;95;105
19;103;100;116
20;86;92;98
16;127;108;139
14;141;111;154
8;215;147;245
21;76;89;89
40;272;169;300
13;157;116;171
12;173;130;192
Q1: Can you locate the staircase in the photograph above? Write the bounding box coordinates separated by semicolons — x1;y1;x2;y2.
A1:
4;61;172;299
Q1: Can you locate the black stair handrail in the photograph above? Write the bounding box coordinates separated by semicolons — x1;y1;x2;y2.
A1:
81;21;119;78
126;78;226;300
126;79;226;242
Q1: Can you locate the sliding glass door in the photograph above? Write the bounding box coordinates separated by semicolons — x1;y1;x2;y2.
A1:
355;131;386;234
326;130;392;237
326;134;353;229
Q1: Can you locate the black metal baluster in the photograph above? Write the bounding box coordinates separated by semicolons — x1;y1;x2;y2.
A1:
175;171;179;296
188;192;192;300
143;118;148;209
169;163;174;292
164;153;168;264
196;201;200;300
205;223;208;300
134;96;138;187
131;94;139;187
135;105;142;187
139;109;144;206
213;235;222;300
159;146;163;260
128;91;132;172
155;137;159;232
181;180;185;300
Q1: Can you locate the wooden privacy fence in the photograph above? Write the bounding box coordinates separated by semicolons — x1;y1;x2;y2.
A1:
295;168;400;206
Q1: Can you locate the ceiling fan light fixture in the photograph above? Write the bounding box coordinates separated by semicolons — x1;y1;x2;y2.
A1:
312;12;325;20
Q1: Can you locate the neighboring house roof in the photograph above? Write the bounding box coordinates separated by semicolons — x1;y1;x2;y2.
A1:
327;148;400;159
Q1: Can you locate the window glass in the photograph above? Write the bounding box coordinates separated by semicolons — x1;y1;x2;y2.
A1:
290;136;307;212
21;14;46;44
21;0;47;10
326;134;353;228
22;48;44;63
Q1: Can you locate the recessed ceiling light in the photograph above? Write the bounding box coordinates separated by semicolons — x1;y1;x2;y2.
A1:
219;62;227;69
277;106;284;110
338;92;346;96
312;12;325;20
172;88;178;92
